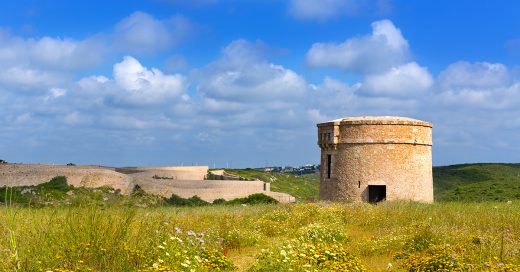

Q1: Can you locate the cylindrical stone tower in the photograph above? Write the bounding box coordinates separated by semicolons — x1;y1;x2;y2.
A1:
317;116;433;202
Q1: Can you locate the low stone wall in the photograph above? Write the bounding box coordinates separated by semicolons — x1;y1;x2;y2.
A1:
134;178;295;203
0;164;134;194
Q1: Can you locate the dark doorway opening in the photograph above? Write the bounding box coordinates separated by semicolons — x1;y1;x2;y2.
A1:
368;185;386;203
326;154;331;179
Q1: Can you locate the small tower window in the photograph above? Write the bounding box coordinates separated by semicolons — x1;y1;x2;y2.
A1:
327;154;332;179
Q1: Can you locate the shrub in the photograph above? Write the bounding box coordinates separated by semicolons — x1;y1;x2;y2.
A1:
36;176;70;191
66;163;76;166
226;193;278;205
212;198;226;205
206;173;225;180
166;194;209;206
131;184;147;197
0;187;30;204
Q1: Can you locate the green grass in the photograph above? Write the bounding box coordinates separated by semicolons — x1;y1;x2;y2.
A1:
434;163;520;202
1;202;519;271
1;166;520;271
224;169;319;202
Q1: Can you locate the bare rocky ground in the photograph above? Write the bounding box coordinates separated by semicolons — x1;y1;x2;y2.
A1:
0;163;295;203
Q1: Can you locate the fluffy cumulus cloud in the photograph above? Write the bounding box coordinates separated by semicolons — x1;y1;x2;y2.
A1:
289;0;391;21
0;29;106;93
0;30;106;71
194;39;310;131
114;11;194;54
307;76;419;123
437;61;512;90
78;56;188;106
362;62;433;97
434;61;520;110
306;20;410;73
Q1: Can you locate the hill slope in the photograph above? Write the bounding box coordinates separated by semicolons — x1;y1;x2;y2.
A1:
227;163;520;202
224;169;319;202
434;163;520;201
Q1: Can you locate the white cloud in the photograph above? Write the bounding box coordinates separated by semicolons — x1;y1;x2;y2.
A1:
362;62;433;97
289;0;391;21
306;20;410;73
0;28;106;95
308;76;419;122
0;31;105;71
0;67;67;90
198;40;307;103
43;87;67;102
114;11;193;54
79;56;188;106
434;62;520;110
437;61;512;89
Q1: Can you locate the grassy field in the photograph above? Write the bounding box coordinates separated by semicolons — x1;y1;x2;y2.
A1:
433;163;520;202
1;164;520;271
1;202;519;271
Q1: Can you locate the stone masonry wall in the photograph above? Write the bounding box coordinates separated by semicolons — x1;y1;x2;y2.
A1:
318;117;433;202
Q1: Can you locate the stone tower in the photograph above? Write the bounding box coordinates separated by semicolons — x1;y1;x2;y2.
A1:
317;116;433;202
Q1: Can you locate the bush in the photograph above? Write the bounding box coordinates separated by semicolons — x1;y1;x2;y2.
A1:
131;184;147;197
0;187;30;204
212;198;226;205
0;159;7;164
66;163;76;166
226;193;278;205
36;176;70;191
206;173;225;180
166;194;209;206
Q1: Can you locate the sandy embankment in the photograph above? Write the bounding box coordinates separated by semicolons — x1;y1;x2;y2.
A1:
0;164;134;194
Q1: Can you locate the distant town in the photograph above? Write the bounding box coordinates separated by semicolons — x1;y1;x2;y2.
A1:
253;164;320;175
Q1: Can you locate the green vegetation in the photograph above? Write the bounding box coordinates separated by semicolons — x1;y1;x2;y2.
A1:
434;163;520;202
165;193;278;207
225;169;319;202
0;177;279;208
166;194;210;206
1;202;519;271
225;193;278;205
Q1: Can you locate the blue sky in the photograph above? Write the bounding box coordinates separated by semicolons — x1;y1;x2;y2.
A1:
1;0;520;167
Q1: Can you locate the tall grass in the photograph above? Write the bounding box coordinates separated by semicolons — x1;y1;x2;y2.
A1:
1;201;519;271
